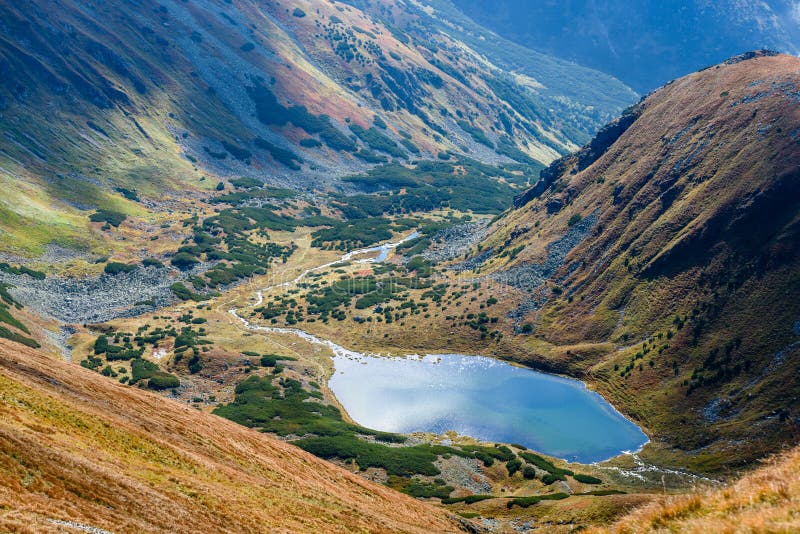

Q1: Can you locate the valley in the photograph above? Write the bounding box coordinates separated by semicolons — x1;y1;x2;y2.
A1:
0;0;799;531
46;220;701;531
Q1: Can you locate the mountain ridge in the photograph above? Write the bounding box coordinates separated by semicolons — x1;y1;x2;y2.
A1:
474;51;800;471
450;0;800;92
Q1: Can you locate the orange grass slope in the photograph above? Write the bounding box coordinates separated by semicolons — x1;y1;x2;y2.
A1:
0;339;462;533
592;447;800;534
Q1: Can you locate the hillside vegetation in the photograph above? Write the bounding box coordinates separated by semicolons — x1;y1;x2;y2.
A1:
472;51;800;471
0;0;634;258
592;447;800;533
0;339;460;533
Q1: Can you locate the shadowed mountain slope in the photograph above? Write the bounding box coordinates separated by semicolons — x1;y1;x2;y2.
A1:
451;0;800;92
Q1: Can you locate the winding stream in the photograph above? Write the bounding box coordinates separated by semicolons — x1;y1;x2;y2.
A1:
229;232;648;463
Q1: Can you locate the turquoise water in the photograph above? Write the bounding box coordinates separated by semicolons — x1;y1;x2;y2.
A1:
329;353;648;463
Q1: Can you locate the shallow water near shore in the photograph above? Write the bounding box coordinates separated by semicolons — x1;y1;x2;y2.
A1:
329;352;648;463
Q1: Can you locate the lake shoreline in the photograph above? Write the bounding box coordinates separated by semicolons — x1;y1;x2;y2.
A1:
228;230;650;466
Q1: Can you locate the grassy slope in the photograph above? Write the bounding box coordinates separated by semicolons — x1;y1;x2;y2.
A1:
269;53;800;475
471;53;800;471
592;447;800;533
0;339;460;533
0;0;635;259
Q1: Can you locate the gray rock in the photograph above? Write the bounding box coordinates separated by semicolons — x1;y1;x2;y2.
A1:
488;212;598;323
421;222;488;263
0;264;209;324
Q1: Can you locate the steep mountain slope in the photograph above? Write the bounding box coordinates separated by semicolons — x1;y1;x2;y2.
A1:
0;0;634;258
475;51;800;471
451;0;800;92
0;338;461;533
592;446;800;533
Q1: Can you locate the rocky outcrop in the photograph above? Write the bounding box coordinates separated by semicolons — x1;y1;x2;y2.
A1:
513;103;643;209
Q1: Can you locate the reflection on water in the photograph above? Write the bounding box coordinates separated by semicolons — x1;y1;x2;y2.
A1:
329;353;649;464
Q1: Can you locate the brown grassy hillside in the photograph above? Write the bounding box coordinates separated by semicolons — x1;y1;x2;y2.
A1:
465;51;800;472
0;339;461;533
592;446;800;533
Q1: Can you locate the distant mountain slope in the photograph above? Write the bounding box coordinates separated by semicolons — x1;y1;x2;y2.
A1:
0;0;634;258
478;52;800;471
0;339;461;533
451;0;800;92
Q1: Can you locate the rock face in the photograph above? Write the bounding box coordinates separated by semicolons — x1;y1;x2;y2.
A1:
481;53;800;470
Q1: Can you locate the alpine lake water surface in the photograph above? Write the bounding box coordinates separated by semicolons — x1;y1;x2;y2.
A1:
329;352;648;463
236;232;648;464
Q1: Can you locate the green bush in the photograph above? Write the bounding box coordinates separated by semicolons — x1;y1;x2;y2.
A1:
90;209;127;227
401;479;453;499
507;493;569;509
254;138;302;170
573;474;602;484
221;140;251;161
523;466;536;479
441;495;494;505
80;355;103;370
0;305;27;334
0;263;46;280
106;347;144;361
104;262;137;275
260;355;278;367
231;176;264;189
142;258;164;268
349;124;405;158
171;252;200;270
542;473;566;485
519;451;573;477
116;187;139;201
506;458;522;476
299;138;322;148
457;120;494;148
400;138;420;154
130;358;160;384
188;353;203;374
171;283;204;301
148;373;180;390
295;435;461;476
94;335;109;354
292;7;306;17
